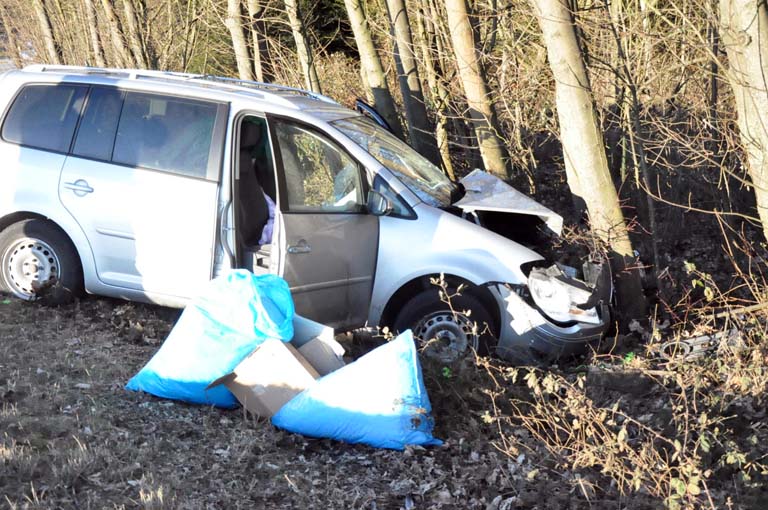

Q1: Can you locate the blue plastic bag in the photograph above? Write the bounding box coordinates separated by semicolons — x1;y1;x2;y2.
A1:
126;270;294;407
272;330;442;450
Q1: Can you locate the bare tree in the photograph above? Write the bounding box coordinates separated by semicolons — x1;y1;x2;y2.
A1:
719;0;768;241
122;0;149;69
415;0;455;177
245;0;271;82
530;0;646;318
385;0;440;164
100;0;133;67
32;0;62;64
445;0;509;179
226;0;254;80
344;0;403;138
0;5;23;67
283;0;321;93
83;0;106;66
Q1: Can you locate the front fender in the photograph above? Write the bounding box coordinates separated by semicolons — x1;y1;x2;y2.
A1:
368;205;544;325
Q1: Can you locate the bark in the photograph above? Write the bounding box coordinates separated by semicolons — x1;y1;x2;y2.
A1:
415;0;454;177
530;0;646;319
84;0;106;67
344;0;403;139
226;0;254;81
283;0;321;93
100;0;133;67
386;0;440;164
445;0;510;179
719;0;768;241
122;0;147;68
245;0;272;82
32;0;62;64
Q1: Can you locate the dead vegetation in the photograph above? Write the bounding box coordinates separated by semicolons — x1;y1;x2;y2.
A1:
1;255;767;509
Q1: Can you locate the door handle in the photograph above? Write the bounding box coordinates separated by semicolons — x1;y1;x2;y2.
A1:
287;239;311;254
63;179;94;197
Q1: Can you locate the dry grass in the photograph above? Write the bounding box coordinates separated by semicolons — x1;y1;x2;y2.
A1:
0;294;574;509
2;243;767;509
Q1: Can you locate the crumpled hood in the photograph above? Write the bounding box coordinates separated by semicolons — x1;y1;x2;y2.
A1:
454;170;564;236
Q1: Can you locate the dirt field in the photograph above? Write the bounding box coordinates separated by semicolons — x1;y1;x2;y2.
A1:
1;292;764;509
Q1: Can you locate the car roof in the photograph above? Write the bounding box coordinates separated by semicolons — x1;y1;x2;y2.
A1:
14;65;360;122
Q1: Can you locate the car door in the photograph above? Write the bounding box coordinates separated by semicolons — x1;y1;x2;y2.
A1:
268;118;378;329
59;87;227;299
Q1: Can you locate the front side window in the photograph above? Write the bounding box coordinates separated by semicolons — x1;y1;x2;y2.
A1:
2;84;87;153
112;92;218;179
274;122;364;213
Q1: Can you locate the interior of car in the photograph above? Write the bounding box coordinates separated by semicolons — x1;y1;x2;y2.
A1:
236;115;276;274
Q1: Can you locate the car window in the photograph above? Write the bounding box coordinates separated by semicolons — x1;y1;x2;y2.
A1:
332;116;456;207
275;122;364;213
72;87;124;161
112;92;218;179
1;84;87;153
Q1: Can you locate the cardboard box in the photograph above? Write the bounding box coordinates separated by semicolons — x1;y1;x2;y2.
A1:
291;314;346;376
207;315;346;417
207;339;319;418
297;337;345;376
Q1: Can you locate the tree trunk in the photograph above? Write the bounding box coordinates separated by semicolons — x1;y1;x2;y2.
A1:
530;0;646;320
283;0;322;93
122;0;148;68
245;0;272;82
32;0;62;65
226;0;255;81
415;0;454;177
719;0;768;241
445;0;510;179
386;0;440;164
83;0;106;67
344;0;403;139
100;0;133;67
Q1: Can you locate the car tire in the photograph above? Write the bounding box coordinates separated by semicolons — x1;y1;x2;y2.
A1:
393;288;497;362
0;219;83;304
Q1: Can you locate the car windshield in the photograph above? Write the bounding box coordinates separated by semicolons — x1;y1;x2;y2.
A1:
332;116;455;207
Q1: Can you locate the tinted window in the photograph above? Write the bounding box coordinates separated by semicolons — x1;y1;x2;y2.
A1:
275;122;364;213
112;92;217;178
72;87;124;161
2;84;87;153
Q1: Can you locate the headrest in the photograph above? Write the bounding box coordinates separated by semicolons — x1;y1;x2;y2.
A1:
241;121;263;149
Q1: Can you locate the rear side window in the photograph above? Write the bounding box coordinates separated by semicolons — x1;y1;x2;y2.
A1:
112;92;218;179
72;87;124;161
2;84;87;153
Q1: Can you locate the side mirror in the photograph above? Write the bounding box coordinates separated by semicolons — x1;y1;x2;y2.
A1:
367;190;392;216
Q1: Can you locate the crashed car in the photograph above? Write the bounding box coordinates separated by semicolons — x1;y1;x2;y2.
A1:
0;65;610;363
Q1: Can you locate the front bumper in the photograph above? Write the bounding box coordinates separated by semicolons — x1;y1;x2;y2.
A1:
491;284;611;364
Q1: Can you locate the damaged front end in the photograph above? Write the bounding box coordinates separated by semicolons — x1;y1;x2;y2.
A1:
492;261;612;364
454;170;613;363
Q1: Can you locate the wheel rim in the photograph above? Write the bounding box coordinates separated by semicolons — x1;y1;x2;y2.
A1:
412;310;480;362
3;237;61;299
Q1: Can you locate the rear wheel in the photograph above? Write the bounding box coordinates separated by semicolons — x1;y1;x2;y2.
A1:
0;220;83;304
393;288;497;362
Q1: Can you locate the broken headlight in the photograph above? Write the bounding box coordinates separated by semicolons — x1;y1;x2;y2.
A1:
527;265;601;325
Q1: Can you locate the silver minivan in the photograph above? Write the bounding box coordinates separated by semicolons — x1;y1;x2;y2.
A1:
0;65;611;363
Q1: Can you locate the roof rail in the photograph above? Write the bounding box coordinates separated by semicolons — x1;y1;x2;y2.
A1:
21;65;338;107
195;75;338;105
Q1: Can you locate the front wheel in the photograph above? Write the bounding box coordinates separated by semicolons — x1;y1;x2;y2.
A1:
393;288;497;362
0;219;83;304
